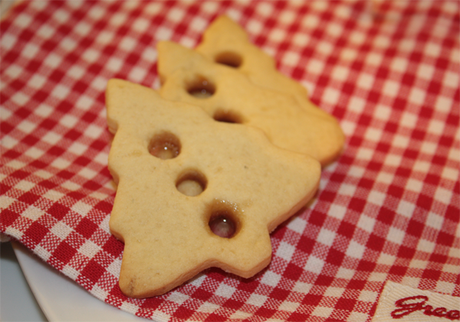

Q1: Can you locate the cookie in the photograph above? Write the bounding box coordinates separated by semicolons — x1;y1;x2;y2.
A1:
106;78;321;297
195;16;333;121
158;40;344;166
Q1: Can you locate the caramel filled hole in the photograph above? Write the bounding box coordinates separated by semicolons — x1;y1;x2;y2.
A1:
215;52;243;68
149;132;181;159
176;170;207;196
213;109;243;124
207;201;240;238
187;76;215;98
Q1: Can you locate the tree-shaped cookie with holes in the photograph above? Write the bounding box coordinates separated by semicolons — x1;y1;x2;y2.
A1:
196;15;333;121
106;78;321;297
158;40;344;167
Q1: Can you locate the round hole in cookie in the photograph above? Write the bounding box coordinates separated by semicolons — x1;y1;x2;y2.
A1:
176;170;207;196
213;109;243;124
149;131;181;160
206;200;240;239
215;52;243;68
187;76;215;98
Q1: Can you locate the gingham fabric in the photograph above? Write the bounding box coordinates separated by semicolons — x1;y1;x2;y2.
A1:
1;1;459;321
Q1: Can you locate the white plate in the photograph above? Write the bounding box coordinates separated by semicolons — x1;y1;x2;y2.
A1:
12;242;147;322
0;241;46;322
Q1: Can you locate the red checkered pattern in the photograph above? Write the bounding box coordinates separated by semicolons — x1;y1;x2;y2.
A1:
1;1;459;321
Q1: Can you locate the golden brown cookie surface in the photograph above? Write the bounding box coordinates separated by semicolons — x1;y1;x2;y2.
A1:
106;79;321;297
196;16;344;124
158;41;344;166
196;17;312;107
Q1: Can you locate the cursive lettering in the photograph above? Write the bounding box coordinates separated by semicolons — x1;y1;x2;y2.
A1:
391;295;459;320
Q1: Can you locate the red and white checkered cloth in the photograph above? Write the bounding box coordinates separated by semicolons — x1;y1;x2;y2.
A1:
1;1;459;321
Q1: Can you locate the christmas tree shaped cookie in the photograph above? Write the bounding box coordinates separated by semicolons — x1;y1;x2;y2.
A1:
158;41;344;166
196;16;331;120
106;79;321;297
